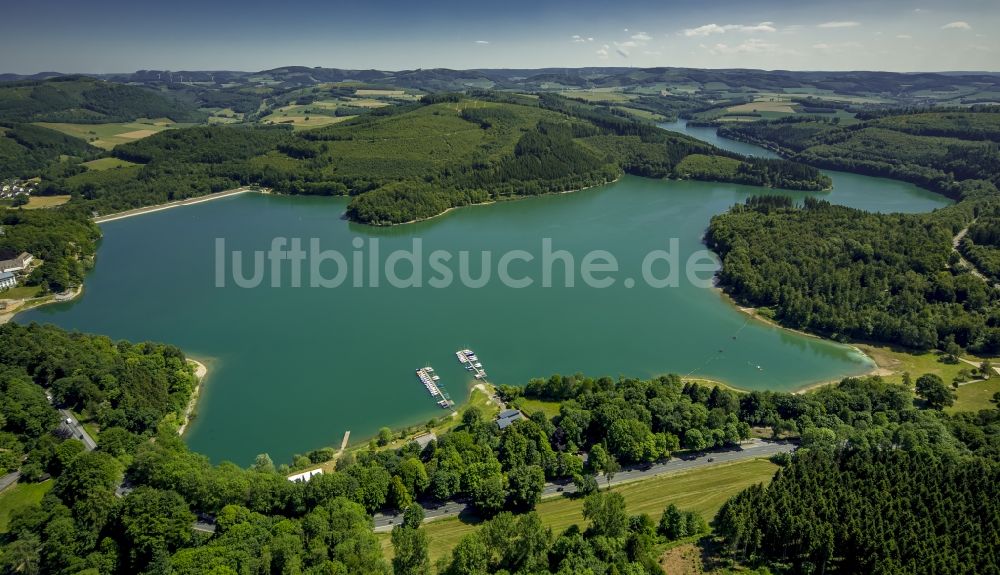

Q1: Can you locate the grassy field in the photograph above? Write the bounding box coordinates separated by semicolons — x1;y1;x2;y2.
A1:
947;378;1000;413
82;157;139;171
0;285;45;300
379;458;779;565
35;118;183;149
18;195;71;208
0;481;52;533
856;343;974;386
517;398;562;419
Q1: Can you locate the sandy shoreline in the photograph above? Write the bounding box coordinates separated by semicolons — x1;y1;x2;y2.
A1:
177;358;208;436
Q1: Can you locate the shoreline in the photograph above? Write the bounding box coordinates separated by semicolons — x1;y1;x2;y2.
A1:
1;284;84;325
93;186;264;224
177;358;208;436
389;176;623;226
711;286;886;392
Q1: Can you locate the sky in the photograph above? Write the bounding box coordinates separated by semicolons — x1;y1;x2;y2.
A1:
1;0;997;73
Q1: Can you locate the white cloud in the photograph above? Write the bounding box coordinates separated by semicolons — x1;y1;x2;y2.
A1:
572;35;595;43
942;21;972;30
812;41;864;54
707;38;780;54
684;22;776;37
474;40;489;44
896;34;912;39
596;45;610;59
817;21;861;28
631;32;652;41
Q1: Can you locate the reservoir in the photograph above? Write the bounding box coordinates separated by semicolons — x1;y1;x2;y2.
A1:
18;121;951;464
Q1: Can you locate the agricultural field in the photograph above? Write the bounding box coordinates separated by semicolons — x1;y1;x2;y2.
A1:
727;98;797;114
378;458;780;564
559;89;636;103
34;118;187;149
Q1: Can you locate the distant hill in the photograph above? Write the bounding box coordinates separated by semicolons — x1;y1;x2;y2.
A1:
0;76;205;123
50;93;828;222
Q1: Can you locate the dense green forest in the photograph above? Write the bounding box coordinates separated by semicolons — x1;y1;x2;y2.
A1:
706;109;1000;353
0;207;100;292
716;448;999;574
959;209;1000;283
717;110;1000;200
29;93;829;224
1;315;998;573
707;196;1000;352
0;123;98;179
0;77;204;123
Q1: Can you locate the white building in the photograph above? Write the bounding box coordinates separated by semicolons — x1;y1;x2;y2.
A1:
0;271;16;290
0;252;33;273
287;468;324;483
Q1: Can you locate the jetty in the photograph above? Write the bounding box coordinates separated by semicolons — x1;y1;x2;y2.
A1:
456;348;488;381
416;366;455;410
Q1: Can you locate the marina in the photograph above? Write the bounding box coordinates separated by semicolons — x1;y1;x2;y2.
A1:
456;348;488;381
416;366;455;409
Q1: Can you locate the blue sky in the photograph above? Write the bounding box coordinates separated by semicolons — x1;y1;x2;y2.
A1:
2;0;997;73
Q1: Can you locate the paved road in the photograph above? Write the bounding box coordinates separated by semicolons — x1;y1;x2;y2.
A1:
93;187;263;224
372;439;795;532
59;409;97;451
0;471;20;493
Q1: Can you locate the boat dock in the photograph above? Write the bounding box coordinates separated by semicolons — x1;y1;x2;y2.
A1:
416;366;455;410
456;348;488;381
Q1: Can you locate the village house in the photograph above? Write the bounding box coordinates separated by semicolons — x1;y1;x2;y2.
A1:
495;408;525;430
0;252;34;273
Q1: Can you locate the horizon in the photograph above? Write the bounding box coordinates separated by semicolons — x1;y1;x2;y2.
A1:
5;64;1000;77
1;0;997;74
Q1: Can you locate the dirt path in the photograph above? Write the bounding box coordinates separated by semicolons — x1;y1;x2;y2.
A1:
177;359;208;436
952;223;995;285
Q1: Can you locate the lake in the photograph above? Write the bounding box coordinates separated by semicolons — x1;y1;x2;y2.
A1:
18;121;951;464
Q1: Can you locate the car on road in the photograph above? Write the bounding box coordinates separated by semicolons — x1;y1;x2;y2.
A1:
65;417;72;424
707;457;714;462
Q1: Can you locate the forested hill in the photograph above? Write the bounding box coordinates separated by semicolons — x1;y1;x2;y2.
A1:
717;109;1000;200
0;76;205;123
48;93;829;224
705;109;1000;353
0;122;100;178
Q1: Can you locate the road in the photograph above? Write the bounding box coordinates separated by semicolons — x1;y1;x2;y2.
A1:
93;186;263;224
59;409;97;451
372;438;795;532
0;471;20;493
